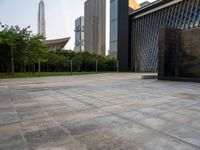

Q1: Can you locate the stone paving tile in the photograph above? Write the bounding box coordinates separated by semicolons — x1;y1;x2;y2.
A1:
0;106;16;114
111;123;200;150
20;117;58;133
0;73;200;150
115;109;149;121
61;118;101;136
189;120;200;130
24;126;71;149
17;110;49;122
0;124;27;150
76;129;130;150
159;112;194;124
189;104;200;111
174;109;200;119
0;112;18;125
37;140;88;150
165;125;200;147
138;117;178;131
95;115;129;128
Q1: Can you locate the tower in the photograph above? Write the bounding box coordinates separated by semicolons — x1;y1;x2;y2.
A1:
38;0;46;37
84;0;106;55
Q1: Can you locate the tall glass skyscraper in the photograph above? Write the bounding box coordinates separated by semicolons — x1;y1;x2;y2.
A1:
74;17;84;52
38;0;46;37
110;0;118;57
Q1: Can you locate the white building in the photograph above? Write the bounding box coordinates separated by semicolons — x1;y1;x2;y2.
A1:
38;0;46;37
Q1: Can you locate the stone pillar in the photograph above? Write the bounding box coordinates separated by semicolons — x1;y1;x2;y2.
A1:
158;27;180;80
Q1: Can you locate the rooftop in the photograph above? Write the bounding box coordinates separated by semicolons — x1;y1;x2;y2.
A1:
43;37;70;51
130;0;183;18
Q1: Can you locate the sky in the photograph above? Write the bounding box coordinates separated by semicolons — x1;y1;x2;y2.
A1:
0;0;155;51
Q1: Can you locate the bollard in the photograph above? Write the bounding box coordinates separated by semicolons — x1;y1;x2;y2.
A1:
96;60;98;74
117;60;119;72
70;60;73;75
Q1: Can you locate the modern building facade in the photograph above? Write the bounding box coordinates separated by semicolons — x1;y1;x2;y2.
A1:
111;0;200;72
110;0;139;71
38;0;46;37
110;0;139;57
130;0;200;72
74;17;84;52
84;0;106;55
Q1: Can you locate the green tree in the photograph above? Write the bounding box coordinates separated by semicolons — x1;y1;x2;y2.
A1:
0;23;31;74
26;34;47;73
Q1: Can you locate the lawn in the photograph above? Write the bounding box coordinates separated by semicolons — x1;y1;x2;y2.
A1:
0;72;97;79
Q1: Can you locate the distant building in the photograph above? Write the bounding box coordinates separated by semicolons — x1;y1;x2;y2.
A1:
140;1;151;7
74;17;84;52
84;0;106;55
110;0;140;58
37;0;70;51
43;38;70;51
38;0;46;37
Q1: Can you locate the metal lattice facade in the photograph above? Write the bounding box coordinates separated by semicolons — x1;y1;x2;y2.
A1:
130;0;200;72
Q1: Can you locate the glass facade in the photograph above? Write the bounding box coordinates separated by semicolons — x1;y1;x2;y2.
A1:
110;0;118;57
130;0;200;72
75;17;84;52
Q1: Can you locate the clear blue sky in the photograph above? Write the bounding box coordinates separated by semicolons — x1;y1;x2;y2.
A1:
0;0;155;50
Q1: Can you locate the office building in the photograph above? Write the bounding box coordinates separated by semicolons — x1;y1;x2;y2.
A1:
84;0;106;55
74;17;84;52
110;0;200;72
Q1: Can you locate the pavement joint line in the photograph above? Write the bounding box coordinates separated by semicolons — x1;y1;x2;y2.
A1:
9;89;29;150
112;110;200;149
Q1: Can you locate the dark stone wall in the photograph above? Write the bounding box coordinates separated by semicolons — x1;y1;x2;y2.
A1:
179;28;200;78
158;27;180;80
158;27;200;82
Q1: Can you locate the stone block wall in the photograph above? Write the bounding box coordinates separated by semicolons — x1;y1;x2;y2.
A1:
158;27;200;82
179;28;200;78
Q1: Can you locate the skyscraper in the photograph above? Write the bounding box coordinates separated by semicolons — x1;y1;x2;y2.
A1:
109;0;129;71
38;0;46;37
84;0;106;55
74;17;84;52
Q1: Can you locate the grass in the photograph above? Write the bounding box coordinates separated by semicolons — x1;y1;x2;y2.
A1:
0;72;97;79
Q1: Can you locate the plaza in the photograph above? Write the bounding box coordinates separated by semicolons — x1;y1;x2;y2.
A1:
0;73;200;150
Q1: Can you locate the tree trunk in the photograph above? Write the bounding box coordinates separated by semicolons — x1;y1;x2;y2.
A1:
38;60;41;75
11;47;14;76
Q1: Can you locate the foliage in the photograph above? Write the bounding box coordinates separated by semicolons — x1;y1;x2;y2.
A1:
0;23;47;73
0;23;117;74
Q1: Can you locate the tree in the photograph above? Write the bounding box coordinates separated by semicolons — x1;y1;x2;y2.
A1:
0;23;31;74
26;34;47;73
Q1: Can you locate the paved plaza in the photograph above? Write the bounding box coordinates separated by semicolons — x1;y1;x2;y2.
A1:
0;73;200;150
